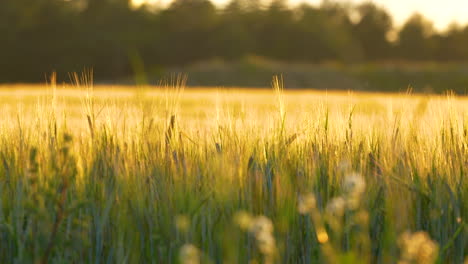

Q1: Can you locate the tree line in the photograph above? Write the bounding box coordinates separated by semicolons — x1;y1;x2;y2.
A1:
2;0;468;82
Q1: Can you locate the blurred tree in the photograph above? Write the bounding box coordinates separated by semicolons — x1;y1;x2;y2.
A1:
293;4;337;61
1;0;468;83
77;0;149;78
255;0;295;60
434;24;468;61
158;0;218;65
318;1;364;62
215;0;256;59
0;0;78;81
352;2;393;60
397;13;435;60
85;0;131;13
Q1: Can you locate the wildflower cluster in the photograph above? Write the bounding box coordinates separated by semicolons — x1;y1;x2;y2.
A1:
235;211;277;259
296;173;370;262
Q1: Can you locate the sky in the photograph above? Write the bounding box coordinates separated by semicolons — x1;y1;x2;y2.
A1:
133;0;468;31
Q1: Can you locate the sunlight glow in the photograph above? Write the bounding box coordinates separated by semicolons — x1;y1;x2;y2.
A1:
132;0;166;7
289;0;468;30
283;0;468;30
137;0;468;31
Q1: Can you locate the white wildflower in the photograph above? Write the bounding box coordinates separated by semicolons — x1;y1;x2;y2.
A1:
398;231;439;264
249;216;274;236
297;193;316;214
326;197;346;217
179;244;200;264
343;173;366;196
255;230;276;255
343;173;366;208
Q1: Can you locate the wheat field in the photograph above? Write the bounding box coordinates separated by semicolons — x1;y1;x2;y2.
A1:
0;76;466;263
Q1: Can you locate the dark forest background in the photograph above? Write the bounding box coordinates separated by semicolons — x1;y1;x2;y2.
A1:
2;0;468;93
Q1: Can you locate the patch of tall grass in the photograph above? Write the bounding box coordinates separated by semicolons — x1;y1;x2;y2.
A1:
0;76;466;263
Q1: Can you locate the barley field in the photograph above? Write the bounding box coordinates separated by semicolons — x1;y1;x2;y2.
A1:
0;76;466;264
